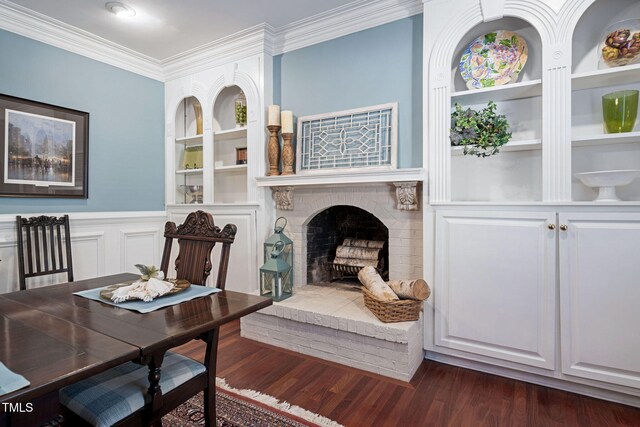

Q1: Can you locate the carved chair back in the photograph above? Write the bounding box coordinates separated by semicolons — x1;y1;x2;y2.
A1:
16;215;74;291
160;210;237;288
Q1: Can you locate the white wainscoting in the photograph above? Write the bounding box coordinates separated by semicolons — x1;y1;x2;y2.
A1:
0;211;166;293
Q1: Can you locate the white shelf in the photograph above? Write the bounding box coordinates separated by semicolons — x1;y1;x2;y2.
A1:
214;127;247;141
214;164;248;173
572;64;640;92
451;139;541;155
572;131;640;147
451;80;542;104
175;135;203;145
175;168;203;175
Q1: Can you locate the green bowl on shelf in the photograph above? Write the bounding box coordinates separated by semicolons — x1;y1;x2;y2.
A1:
602;90;638;133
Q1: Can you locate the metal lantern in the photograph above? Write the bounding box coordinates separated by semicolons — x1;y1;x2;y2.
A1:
260;241;292;301
264;217;293;281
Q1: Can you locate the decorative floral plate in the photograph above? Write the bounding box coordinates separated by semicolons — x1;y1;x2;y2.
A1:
599;19;640;69
99;279;190;302
459;30;528;90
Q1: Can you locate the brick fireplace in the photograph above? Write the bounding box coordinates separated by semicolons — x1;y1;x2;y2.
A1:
243;176;425;381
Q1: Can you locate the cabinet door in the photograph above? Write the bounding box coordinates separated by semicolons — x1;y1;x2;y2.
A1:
435;211;557;369
559;213;640;388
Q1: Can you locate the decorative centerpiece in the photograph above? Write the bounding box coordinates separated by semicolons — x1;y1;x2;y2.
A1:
599;19;640;68
450;101;512;157
100;265;190;303
574;170;640;202
459;30;528;90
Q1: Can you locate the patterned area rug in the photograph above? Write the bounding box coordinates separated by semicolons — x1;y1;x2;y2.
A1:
163;378;343;427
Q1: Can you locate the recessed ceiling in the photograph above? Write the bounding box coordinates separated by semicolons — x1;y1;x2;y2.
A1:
6;0;354;60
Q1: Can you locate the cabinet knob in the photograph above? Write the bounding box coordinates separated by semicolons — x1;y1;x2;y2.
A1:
560;224;568;231
547;224;556;230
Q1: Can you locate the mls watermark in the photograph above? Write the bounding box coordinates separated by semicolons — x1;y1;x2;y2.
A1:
2;402;33;413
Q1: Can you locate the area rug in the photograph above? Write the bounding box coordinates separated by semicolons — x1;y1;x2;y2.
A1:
163;378;343;427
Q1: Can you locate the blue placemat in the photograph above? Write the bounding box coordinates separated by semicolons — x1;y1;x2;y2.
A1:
0;362;30;397
74;284;220;313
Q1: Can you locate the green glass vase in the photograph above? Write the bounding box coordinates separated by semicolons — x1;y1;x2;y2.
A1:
602;90;639;133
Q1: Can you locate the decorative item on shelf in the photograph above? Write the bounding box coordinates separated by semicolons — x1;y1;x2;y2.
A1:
234;91;247;127
602;90;638;133
236;147;247;165
450;101;511;157
259;240;292;302
599;19;640;69
183;145;203;169
263;217;293;270
267;104;281;176
193;102;203;135
177;185;203;204
459;30;528;90
574;170;640;202
281;110;295;175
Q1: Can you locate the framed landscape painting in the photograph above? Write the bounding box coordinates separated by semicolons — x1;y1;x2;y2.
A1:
0;94;88;198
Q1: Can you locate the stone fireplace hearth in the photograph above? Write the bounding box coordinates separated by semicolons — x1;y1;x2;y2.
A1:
244;175;425;381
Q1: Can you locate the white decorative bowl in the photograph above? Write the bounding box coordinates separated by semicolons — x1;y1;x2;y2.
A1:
574;170;640;201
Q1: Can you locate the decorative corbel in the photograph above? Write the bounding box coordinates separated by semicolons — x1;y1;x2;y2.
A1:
393;181;419;211
273;186;294;210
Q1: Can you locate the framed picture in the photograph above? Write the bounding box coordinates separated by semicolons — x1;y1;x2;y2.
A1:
0;93;89;198
296;102;397;174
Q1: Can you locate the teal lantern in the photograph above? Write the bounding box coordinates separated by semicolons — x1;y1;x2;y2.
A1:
260;241;292;301
264;217;293;282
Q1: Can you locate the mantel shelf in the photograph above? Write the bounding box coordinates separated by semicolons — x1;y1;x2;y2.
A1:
255;168;425;188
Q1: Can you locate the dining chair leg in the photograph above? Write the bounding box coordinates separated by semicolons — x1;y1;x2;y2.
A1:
203;328;220;427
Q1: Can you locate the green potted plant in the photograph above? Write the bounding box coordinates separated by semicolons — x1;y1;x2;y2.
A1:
450;101;512;157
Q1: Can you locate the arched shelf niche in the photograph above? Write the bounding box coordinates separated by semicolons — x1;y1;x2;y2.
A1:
212;85;249;204
448;17;544;203
173;95;204;205
570;0;640;202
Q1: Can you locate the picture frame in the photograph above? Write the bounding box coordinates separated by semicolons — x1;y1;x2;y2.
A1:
0;93;89;198
296;102;397;174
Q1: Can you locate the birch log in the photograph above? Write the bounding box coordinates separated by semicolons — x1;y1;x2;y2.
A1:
358;266;399;301
387;279;431;301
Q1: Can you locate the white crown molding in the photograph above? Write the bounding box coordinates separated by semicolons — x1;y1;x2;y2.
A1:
0;0;164;81
273;0;423;55
161;24;276;81
0;0;423;81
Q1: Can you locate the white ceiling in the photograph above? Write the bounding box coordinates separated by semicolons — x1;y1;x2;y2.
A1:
6;0;354;60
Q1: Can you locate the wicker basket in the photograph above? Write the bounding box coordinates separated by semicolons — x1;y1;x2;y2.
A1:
362;287;423;323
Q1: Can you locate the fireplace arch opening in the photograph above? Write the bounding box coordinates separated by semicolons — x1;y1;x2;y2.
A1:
306;205;389;284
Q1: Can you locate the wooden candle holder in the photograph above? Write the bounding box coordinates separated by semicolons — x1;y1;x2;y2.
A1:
281;132;294;175
267;125;281;176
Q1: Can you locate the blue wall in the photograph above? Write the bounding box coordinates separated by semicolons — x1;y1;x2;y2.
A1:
0;29;164;214
274;15;423;168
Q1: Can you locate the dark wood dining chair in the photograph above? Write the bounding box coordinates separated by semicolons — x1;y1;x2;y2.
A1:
16;214;74;291
59;210;237;427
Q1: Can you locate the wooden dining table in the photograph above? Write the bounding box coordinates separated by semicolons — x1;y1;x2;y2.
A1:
0;273;272;426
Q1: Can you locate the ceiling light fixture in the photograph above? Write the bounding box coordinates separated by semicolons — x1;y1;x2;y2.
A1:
105;2;136;18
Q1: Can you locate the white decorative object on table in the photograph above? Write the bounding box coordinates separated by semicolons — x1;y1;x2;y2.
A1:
574;170;640;201
110;278;175;303
297;103;397;173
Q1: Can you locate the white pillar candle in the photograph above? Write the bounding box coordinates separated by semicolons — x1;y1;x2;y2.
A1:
281;110;294;133
268;105;281;126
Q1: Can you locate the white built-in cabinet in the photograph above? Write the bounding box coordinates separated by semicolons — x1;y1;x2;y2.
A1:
164;53;274;295
424;0;640;404
559;213;640;389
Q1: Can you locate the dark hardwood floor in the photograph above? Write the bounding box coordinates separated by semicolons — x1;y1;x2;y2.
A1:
174;320;640;427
